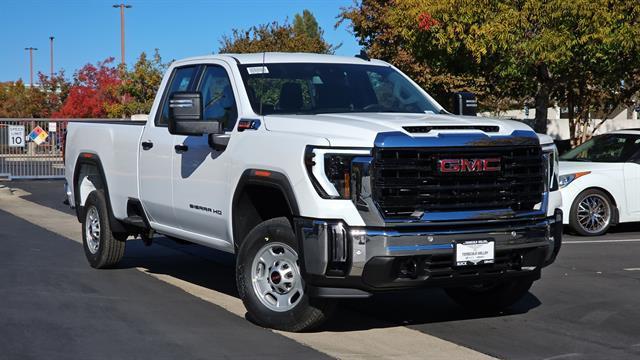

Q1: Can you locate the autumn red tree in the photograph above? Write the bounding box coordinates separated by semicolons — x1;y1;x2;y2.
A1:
53;58;121;118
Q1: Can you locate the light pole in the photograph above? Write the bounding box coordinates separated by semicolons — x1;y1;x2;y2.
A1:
112;3;132;65
49;36;55;78
24;47;38;87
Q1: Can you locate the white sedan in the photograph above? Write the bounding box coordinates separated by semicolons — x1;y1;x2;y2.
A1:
559;130;640;236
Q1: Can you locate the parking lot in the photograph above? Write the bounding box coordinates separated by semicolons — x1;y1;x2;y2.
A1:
1;180;640;359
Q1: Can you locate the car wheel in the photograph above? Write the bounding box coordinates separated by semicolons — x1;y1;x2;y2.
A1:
569;189;613;236
82;190;127;268
236;217;334;332
444;279;533;312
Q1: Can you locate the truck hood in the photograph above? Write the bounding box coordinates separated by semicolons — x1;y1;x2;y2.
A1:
559;161;624;176
263;113;537;147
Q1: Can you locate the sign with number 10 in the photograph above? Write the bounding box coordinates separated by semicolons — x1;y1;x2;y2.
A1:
8;125;25;148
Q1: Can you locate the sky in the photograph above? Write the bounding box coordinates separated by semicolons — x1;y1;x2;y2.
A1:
0;0;361;82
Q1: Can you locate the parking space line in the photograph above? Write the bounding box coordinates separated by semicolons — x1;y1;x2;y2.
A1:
564;239;640;244
0;190;495;360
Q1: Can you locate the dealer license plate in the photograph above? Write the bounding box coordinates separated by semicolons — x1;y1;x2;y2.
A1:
455;240;495;266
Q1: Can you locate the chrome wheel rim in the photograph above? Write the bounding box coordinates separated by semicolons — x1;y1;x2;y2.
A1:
251;242;304;312
85;206;101;254
577;194;611;234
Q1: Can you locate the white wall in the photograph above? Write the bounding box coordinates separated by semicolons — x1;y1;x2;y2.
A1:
480;106;639;140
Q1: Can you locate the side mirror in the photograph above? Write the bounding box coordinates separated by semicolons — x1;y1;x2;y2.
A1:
451;91;478;116
168;92;222;136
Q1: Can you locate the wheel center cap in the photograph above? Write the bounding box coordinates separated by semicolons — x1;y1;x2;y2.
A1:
270;271;281;284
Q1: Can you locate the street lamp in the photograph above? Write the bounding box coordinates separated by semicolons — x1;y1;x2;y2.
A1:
112;3;132;65
24;47;38;87
49;36;55;78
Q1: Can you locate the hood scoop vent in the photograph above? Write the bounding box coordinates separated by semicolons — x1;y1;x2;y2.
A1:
403;125;500;133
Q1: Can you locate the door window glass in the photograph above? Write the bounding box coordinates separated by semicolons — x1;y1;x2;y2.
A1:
157;66;197;126
199;66;238;132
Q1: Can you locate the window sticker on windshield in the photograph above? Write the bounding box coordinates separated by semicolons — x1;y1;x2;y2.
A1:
247;66;269;75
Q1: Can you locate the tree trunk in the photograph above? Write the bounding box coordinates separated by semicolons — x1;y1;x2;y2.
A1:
568;89;576;145
534;85;549;134
534;64;551;134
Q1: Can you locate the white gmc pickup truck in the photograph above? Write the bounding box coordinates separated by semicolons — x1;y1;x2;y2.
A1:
65;52;563;331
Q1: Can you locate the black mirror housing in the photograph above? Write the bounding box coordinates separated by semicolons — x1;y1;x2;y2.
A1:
451;92;478;116
168;92;222;136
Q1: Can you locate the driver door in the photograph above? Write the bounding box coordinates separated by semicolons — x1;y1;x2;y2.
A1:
139;65;199;229
171;62;239;246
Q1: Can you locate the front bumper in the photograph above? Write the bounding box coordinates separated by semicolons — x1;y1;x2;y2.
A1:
294;209;563;297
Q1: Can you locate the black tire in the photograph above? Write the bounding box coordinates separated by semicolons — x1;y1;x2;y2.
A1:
236;217;334;332
445;279;533;312
569;188;613;236
82;191;127;269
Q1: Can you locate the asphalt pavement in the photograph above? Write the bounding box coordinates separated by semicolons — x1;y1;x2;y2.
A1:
1;179;640;359
0;208;328;360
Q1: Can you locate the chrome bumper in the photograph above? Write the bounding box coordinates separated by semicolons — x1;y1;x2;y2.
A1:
294;211;562;279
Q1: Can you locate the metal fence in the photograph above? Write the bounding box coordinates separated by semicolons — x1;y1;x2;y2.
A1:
0;119;68;179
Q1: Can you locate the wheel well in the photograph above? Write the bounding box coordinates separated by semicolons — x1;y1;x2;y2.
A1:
73;155;127;234
579;187;617;206
76;163;104;208
232;184;293;250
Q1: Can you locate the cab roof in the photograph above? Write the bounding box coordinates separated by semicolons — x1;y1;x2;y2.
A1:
172;52;390;67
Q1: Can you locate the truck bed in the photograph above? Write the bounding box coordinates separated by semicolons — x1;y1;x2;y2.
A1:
64;121;145;220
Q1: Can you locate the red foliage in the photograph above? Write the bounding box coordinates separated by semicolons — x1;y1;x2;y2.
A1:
418;12;439;31
53;58;121;118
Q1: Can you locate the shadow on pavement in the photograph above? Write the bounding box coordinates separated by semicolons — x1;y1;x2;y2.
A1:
115;236;542;332
118;237;239;298
321;290;541;332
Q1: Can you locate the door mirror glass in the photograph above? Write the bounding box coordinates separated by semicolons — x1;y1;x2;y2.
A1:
168;92;222;136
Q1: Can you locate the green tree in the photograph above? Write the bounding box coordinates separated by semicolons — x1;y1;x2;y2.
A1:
293;9;321;40
340;0;640;141
106;50;167;118
338;0;488;110
0;80;30;117
0;73;70;118
38;71;71;117
219;10;336;54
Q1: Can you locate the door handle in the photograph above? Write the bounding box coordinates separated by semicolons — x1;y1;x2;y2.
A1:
174;144;189;152
141;141;154;150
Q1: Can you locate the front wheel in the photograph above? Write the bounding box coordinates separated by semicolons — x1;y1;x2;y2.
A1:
445;279;533;312
569;189;613;236
236;217;334;332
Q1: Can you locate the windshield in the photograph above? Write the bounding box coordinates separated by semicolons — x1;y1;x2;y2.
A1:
239;62;441;115
560;134;640;162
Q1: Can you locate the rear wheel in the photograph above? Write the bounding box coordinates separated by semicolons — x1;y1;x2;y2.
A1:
569;189;613;236
82;191;127;268
236;217;334;332
445;279;533;312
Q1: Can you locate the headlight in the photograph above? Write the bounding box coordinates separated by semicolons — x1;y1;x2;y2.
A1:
543;144;560;191
559;172;591;189
304;147;371;199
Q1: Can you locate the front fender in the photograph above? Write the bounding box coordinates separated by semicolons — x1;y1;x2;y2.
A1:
560;172;624;224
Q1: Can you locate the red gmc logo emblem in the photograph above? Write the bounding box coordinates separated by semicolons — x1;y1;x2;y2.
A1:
438;158;501;173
